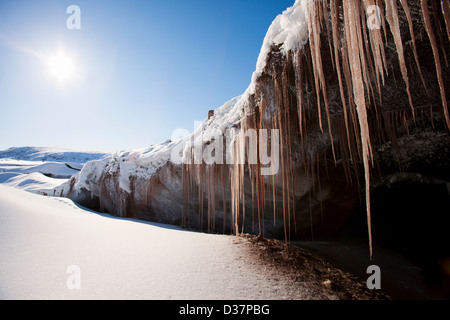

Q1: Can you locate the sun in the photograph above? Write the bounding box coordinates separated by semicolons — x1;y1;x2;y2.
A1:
48;52;75;81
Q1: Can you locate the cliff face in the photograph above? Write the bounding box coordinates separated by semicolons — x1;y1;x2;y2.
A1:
56;0;450;257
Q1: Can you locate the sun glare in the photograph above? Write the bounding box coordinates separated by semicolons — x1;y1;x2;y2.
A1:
48;52;75;81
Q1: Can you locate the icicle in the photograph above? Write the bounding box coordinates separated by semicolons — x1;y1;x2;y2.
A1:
360;0;377;103
385;0;415;118
322;0;335;71
307;3;323;132
431;0;448;66
296;51;307;155
197;162;204;230
331;0;352;159
422;0;450;129
307;157;314;240
206;164;216;233
399;0;428;94
230;133;245;235
353;0;373;106
270;117;277;229
306;0;337;163
342;40;363;163
220;164;227;233
363;0;386;97
182;164;188;228
344;0;374;259
442;0;450;42
174;0;449;255
275;72;288;244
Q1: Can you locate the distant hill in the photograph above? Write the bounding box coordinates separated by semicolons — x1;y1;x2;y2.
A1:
0;146;111;164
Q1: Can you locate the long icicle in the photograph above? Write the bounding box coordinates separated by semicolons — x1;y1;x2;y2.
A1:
307;2;324;132
385;0;415;118
307;0;337;164
331;0;352;159
399;0;428;94
422;0;450;129
431;0;448;66
442;0;450;41
363;0;386;98
344;0;373;259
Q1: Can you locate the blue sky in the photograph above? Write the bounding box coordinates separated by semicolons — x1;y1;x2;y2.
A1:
0;0;294;153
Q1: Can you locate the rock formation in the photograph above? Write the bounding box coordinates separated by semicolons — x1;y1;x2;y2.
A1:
56;1;450;264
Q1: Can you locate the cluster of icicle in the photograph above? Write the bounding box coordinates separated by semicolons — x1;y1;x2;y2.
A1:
176;0;450;259
50;0;450;261
59;2;447;261
324;0;450;258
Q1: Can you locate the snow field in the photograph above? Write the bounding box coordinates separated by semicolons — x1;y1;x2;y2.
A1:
0;185;311;300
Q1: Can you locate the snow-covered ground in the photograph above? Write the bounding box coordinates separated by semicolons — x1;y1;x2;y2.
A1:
0;158;83;196
0;170;64;195
0;184;314;300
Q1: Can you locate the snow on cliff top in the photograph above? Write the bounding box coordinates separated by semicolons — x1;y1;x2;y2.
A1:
251;0;310;87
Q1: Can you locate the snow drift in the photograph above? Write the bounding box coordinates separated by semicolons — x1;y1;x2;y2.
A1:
0;184;321;300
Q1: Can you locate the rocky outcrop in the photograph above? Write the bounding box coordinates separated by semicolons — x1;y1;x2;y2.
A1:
56;0;449;261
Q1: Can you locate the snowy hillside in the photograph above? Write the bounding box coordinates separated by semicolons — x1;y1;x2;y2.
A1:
0;170;64;195
0;147;112;195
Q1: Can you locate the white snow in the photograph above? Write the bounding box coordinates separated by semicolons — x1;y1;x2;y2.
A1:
0;185;309;300
1;160;78;177
0;171;63;195
0;147;111;195
0;159;81;195
251;0;311;88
